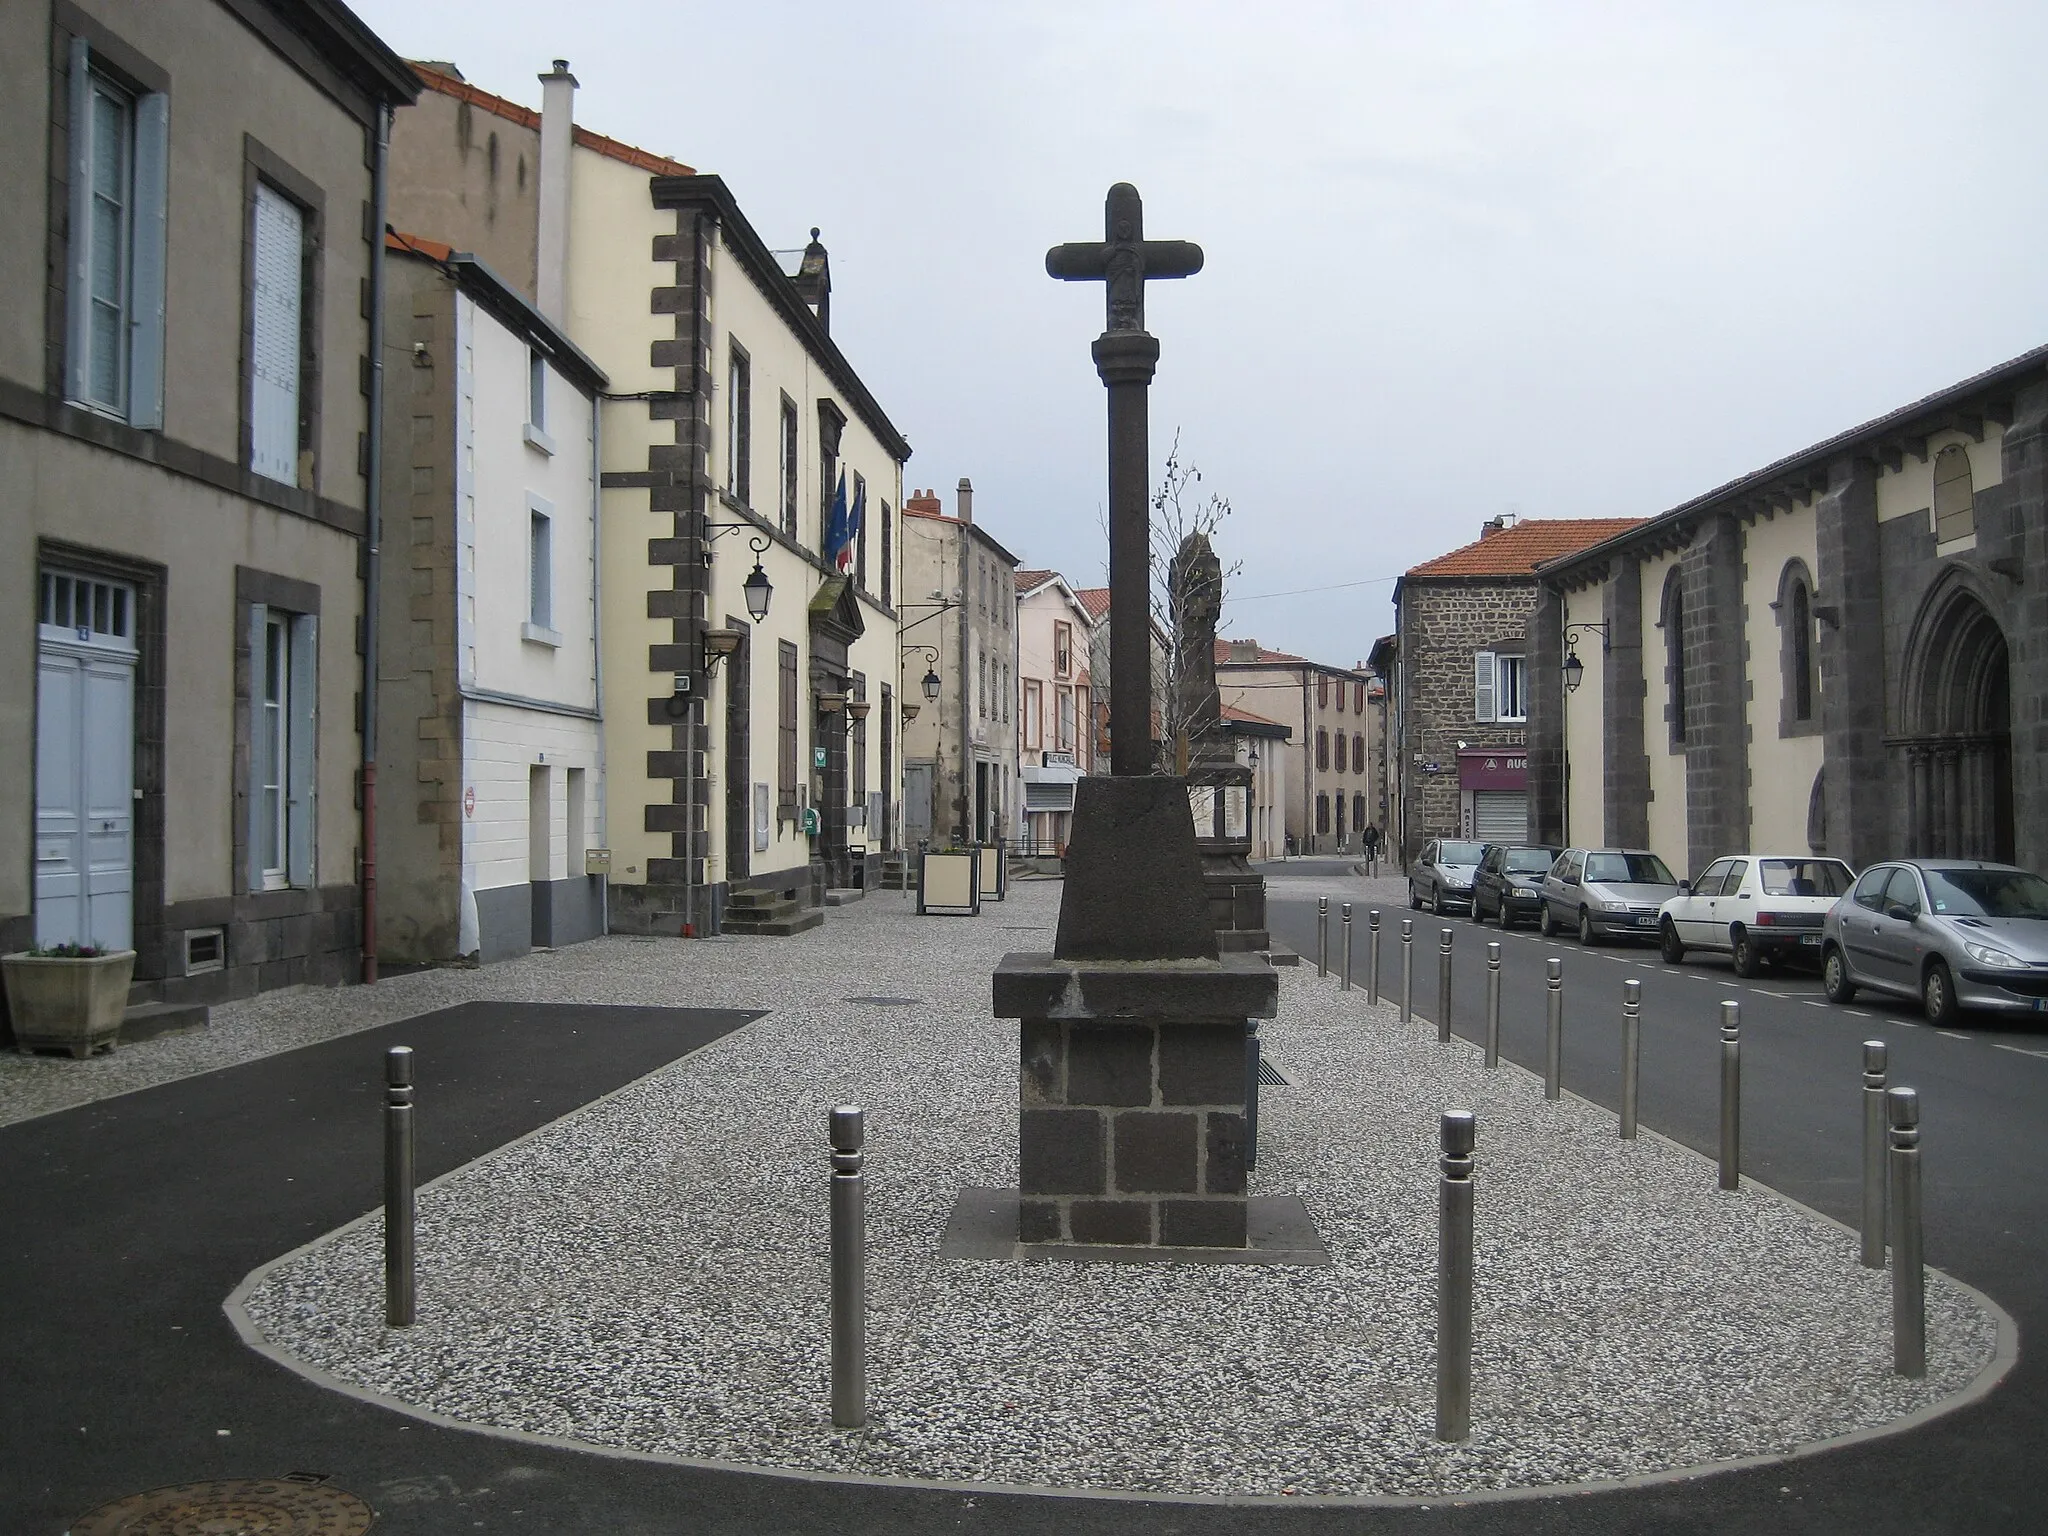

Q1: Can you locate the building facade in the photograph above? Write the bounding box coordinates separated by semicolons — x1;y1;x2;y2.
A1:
0;0;415;1026
1215;640;1375;856
898;481;1019;848
1528;347;2048;880
1013;568;1097;852
375;236;607;964
386;60;910;935
1392;518;1641;864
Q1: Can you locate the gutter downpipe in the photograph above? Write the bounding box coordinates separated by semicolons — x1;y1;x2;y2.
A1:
361;102;391;986
592;392;608;937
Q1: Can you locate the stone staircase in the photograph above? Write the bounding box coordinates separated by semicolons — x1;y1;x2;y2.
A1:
879;855;915;891
721;885;823;937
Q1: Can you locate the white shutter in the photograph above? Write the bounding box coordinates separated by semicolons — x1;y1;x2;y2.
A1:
249;183;303;484
64;37;95;406
127;92;169;430
1473;650;1497;723
247;604;268;891
286;614;318;888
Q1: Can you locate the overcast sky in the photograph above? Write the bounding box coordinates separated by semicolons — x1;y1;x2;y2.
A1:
351;0;2048;666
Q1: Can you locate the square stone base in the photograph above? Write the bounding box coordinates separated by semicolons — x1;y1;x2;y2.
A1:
941;1188;1330;1267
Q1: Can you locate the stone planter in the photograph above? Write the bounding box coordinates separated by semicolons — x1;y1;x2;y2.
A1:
2;950;136;1058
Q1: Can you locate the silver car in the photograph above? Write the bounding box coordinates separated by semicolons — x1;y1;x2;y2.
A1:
1822;860;2048;1025
1540;847;1681;945
1409;838;1486;915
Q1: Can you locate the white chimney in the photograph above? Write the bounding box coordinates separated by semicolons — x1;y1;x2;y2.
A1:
956;476;974;524
536;58;576;323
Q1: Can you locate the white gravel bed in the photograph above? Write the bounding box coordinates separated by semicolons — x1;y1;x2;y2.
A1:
232;880;2002;1501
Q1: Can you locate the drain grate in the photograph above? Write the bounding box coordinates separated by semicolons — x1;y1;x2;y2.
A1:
845;995;922;1007
69;1477;373;1534
1257;1057;1290;1086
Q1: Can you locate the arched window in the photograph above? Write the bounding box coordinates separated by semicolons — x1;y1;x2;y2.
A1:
1661;566;1687;747
1775;558;1819;736
1933;443;1974;543
1790;583;1813;722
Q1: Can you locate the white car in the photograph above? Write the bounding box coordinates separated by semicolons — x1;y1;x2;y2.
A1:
1658;853;1857;977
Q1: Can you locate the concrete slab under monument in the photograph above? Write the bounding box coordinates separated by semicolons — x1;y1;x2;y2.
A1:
940;1187;1330;1266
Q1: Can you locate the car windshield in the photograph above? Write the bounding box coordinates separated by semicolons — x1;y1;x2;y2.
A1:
1923;868;2048;919
1439;842;1485;865
1506;849;1558;873
1583;852;1676;885
1759;859;1855;898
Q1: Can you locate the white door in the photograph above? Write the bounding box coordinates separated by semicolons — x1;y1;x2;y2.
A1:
35;573;137;951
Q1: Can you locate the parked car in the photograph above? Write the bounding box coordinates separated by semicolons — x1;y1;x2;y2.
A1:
1471;843;1564;929
1821;860;2048;1025
1540;848;1681;944
1409;838;1487;914
1657;854;1856;976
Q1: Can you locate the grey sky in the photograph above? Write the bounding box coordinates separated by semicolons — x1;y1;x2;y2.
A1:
351;0;2048;667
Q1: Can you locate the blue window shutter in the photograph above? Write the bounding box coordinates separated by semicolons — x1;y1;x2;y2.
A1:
64;36;94;405
287;614;318;888
247;603;268;892
127;92;169;430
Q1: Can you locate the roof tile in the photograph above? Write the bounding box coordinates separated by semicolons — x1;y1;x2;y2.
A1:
1404;518;1647;579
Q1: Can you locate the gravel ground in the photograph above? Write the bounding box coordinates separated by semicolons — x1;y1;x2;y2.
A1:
229;879;2004;1501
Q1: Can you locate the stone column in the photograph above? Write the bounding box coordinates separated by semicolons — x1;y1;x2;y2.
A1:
2002;381;2048;872
1603;555;1650;849
1681;515;1749;874
1815;456;1889;871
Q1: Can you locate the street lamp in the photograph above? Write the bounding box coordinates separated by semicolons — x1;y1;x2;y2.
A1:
1561;621;1608;695
743;543;773;622
902;642;942;703
922;668;941;703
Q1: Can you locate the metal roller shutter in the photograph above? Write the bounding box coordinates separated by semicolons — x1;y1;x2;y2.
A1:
1474;790;1527;843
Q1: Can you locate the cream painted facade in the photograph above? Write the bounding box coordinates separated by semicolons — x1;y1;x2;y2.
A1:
1014;570;1096;851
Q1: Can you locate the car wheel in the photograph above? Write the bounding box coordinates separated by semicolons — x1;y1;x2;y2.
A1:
1430;888;1442;916
1469;894;1488;925
1731;929;1761;979
1409;885;1422;911
1577;909;1597;946
1923;960;1962;1028
1539;903;1557;939
1498;898;1515;931
1822;946;1857;1003
1659;919;1685;965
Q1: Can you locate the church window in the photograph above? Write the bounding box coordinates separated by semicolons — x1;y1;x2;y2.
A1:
1933;444;1974;543
1661;567;1687;747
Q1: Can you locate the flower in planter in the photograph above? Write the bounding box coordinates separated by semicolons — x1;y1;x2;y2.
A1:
26;941;108;959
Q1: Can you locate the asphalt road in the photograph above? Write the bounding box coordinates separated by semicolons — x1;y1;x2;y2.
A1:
1264;865;2048;1534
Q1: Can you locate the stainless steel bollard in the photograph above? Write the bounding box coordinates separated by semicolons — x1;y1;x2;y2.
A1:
1620;979;1642;1140
1437;928;1454;1043
384;1046;416;1328
1340;903;1354;991
829;1105;867;1428
1888;1086;1924;1378
1861;1040;1889;1269
1484;942;1501;1068
1400;919;1415;1022
1544;958;1563;1101
1436;1109;1476;1443
1368;911;1382;1004
1317;897;1329;979
1718;1001;1741;1191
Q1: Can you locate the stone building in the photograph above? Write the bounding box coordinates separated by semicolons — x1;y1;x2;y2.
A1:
386;60;910;936
898;481;1020;848
1529;344;2048;879
1392;518;1643;864
1214;641;1375;855
374;235;607;964
0;0;416;1029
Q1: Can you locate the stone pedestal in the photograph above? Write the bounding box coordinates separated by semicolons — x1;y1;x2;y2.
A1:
996;953;1278;1247
1196;837;1270;953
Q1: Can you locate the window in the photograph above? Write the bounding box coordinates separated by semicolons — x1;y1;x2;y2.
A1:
726;342;751;504
1054;622;1073;679
525;499;555;640
853;471;867;589
1933;443;1974;543
1073;684;1087;757
779;396;800;537
978;650;988;718
1318;675;1328;709
1661;568;1687;746
1355;681;1365;712
778;641;799;808
1353;732;1364;771
248;182;307;485
1473;651;1527;723
1316;793;1330;834
1498;656;1527;722
1789;582;1813;722
1693;859;1732;897
1056;685;1075;751
1882;867;1924;918
1023;679;1042;749
880;500;892;605
1316;729;1328;770
1334;732;1346;773
1353;793;1365;833
528;348;548;435
64;41;168;428
1851;866;1892;912
1336;679;1345;713
247;606;316;891
851;676;867;802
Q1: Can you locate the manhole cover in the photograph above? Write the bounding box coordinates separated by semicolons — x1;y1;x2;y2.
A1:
69;1478;372;1535
844;995;921;1006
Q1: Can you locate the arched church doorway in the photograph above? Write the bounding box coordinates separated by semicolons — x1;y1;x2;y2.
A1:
1901;584;2013;863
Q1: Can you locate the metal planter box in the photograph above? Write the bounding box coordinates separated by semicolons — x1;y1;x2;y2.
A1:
3;950;136;1058
917;851;981;916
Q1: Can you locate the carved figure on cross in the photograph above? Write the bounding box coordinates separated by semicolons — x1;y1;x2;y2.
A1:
1046;182;1203;335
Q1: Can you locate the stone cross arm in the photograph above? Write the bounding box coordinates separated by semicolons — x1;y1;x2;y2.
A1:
1045;182;1203;333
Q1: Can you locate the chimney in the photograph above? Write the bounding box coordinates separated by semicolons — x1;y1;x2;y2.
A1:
1228;638;1260;664
956;477;974;524
1479;515;1505;539
905;487;941;517
791;228;831;334
535;58;577;323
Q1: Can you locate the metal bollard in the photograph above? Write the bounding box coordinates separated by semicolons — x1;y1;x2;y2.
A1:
1719;1001;1741;1191
1619;979;1642;1139
1861;1040;1889;1269
1484;942;1502;1068
1543;958;1563;1101
829;1105;867;1428
1340;903;1354;990
1400;919;1415;1023
1317;897;1329;979
1436;1109;1476;1443
383;1046;416;1328
1367;911;1382;1004
1887;1086;1924;1378
1437;928;1454;1043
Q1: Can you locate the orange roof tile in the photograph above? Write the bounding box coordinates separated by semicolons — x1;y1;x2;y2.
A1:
386;230;453;263
1405;518;1646;579
1222;702;1285;728
410;62;696;179
1213;638;1309;666
1073;586;1110;621
1014;568;1056;591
